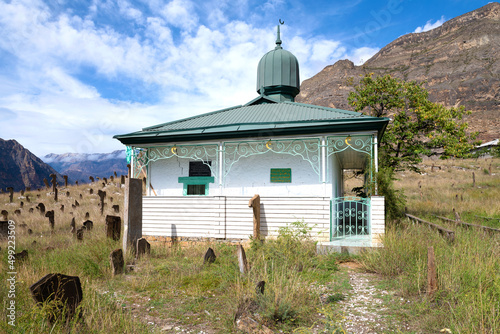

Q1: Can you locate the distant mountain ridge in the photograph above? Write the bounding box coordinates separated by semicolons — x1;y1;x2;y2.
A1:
0;138;64;191
296;2;500;142
42;151;128;184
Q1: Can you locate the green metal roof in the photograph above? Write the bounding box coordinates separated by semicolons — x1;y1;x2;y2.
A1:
114;97;389;145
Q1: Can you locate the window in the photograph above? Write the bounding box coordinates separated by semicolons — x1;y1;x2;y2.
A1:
178;161;214;196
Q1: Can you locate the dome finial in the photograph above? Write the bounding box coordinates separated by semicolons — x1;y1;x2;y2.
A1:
276;19;284;49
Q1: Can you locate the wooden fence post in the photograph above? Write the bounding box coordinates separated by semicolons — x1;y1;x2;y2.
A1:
248;194;260;240
427;246;438;299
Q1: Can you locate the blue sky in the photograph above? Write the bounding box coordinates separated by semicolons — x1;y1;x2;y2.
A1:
0;0;493;156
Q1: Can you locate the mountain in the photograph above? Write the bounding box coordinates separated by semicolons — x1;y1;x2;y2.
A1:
296;2;500;142
0;138;64;192
42;151;128;184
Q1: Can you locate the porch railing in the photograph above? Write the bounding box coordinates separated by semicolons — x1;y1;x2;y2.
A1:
331;197;370;239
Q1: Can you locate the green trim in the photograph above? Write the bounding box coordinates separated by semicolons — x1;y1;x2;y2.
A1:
178;177;214;196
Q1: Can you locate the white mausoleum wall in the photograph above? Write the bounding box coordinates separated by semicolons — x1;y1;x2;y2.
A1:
149;151;333;197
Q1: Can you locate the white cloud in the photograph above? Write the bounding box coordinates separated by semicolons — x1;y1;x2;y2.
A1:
348;46;380;65
0;0;385;157
414;16;446;33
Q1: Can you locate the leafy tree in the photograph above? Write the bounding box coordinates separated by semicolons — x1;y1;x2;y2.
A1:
348;74;478;173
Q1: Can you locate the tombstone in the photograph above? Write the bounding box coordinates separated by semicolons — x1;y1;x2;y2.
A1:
0;221;8;238
20;201;24;208
79;194;83;200
82;220;93;231
72;204;76;209
74;200;79;207
114;171;117;178
75;181;78;186
110;197;113;203
105;215;121;241
1;210;8;220
63;175;68;187
60;205;64;212
16;250;29;262
103;177;108;184
6;187;14;203
37;203;45;215
97;190;106;215
110;176;114;182
89;189;94;195
26;194;30;203
28;228;33;235
76;228;84;241
21;190;24;196
54;187;58;202
237;245;249;274
70;218;76;234
26;187;31;191
37;194;40;198
85;212;90;219
112;205;120;213
102;182;106;188
256;281;265;295
30;273;83;323
43;178;50;189
109;249;124;276
66;191;70;197
50;173;57;192
45;210;55;229
96;177;100;181
14;209;21;216
120;175;125;185
123;178;142;254
89;176;94;183
136;238;150;259
203;247;216;265
29;208;34;213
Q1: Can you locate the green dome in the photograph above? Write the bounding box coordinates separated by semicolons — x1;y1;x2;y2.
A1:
256;26;300;102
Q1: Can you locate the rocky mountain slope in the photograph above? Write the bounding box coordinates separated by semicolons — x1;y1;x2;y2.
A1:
296;2;499;141
0;139;64;192
42;151;128;184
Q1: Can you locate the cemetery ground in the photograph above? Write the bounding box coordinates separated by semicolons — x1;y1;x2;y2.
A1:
0;158;498;333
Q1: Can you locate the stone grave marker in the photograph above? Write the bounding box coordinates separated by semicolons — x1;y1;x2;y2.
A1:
54;187;58;202
89;176;94;183
75;181;78;186
43;178;50;189
256;281;265;295
237;245;249;274
37;203;45;215
45;210;55;229
1;210;8;220
16;250;28;262
85;212;90;219
123;178;142;254
29;208;34;213
70;218;76;234
112;204;119;213
204;247;216;265
76;228;84;241
98;190;106;215
7;187;13;203
0;221;8;238
14;209;21;216
60;205;64;212
63;175;68;187
105;215;121;241
20;201;24;208
50;173;57;192
74;200;79;207
82;220;93;231
66;191;70;197
136;238;150;259
30;273;83;323
110;249;124;276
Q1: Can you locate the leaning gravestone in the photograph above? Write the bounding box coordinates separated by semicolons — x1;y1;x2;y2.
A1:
105;215;121;241
76;228;84;241
136;238;150;259
112;205;119;213
1;210;7;220
70;218;76;234
15;250;29;262
43;178;50;190
30;273;83;323
110;249;124;276
37;203;45;215
7;187;14;203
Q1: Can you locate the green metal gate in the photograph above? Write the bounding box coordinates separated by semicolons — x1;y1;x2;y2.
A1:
331;197;370;239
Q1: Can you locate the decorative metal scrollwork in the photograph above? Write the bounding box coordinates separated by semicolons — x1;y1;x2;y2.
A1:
326;135;373;157
332;197;370;238
223;138;321;177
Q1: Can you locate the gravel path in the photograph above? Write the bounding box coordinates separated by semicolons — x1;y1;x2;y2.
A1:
339;264;390;333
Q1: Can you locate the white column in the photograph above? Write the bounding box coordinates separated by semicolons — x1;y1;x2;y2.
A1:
374;135;378;195
321;137;327;196
218;142;223;195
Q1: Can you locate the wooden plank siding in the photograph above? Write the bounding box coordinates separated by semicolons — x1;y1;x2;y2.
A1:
142;196;331;240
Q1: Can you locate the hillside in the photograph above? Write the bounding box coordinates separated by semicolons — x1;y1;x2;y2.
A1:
296;2;500;142
0;138;64;191
42;151;128;184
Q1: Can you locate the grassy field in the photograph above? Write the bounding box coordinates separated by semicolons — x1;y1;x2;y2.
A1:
0;157;499;333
